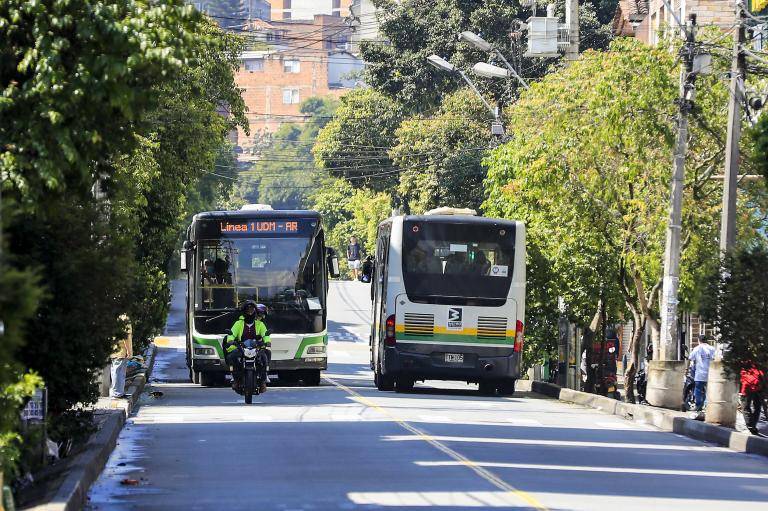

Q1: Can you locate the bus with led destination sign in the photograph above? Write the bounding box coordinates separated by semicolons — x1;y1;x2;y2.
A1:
181;205;341;388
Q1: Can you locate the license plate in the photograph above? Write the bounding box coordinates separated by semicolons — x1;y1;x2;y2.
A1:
445;353;464;363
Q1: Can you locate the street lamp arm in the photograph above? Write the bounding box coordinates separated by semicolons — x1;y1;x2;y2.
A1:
492;49;530;89
457;70;497;118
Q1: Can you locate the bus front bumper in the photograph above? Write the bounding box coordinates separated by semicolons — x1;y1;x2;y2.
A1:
192;357;327;373
383;346;521;381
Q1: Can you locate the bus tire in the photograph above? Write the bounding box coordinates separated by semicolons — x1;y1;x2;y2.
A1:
303;369;321;386
497;379;516;397
192;370;201;385
395;377;415;393
199;371;216;387
375;365;395;391
478;381;496;396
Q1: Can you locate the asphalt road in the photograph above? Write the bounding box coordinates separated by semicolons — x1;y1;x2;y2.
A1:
88;280;768;510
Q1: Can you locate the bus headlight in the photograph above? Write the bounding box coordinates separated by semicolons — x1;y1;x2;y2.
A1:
307;345;326;354
194;347;216;356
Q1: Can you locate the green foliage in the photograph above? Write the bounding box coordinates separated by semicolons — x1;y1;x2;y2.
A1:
361;0;615;111
237;97;339;209
314;89;405;192
0;373;42;476
0;0;203;202
699;245;768;377
483;39;731;358
391;89;492;213
748;113;768;183
310;179;391;261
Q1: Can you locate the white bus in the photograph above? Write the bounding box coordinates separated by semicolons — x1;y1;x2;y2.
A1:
369;208;525;395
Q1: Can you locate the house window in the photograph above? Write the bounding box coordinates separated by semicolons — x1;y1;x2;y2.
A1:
282;88;300;104
283;59;300;73
244;58;264;72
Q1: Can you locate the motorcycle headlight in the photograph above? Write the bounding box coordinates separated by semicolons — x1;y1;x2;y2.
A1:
243;348;258;358
307;345;326;355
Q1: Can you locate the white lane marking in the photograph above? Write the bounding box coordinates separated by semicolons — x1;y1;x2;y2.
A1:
418;415;452;423
595;421;650;430
383;435;729;452
506;418;542;426
348;491;527;507
416;461;768;479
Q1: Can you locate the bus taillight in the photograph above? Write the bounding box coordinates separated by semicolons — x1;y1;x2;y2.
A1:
514;320;524;353
385;315;396;346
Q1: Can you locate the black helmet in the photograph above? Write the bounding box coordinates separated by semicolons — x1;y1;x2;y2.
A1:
241;300;257;313
255;303;268;316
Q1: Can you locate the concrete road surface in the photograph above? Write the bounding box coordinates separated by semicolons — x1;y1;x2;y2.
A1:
88;280;768;510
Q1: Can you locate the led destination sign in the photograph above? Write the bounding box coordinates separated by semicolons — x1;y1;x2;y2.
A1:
219;220;300;234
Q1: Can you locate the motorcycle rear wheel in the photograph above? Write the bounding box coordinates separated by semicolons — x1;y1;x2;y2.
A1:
244;370;255;404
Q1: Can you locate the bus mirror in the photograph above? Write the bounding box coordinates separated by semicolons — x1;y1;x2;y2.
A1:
180;250;188;273
328;255;340;278
183;240;194;250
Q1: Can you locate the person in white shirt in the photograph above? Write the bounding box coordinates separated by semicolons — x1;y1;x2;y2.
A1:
688;334;715;411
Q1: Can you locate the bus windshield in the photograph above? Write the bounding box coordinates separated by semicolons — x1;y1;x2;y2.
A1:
402;220;515;302
195;235;325;333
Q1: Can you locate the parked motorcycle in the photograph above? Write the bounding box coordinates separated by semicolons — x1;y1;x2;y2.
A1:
681;366;696;412
227;336;268;405
635;367;648;404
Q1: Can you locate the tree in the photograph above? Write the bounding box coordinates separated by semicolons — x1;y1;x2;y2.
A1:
314;89;405;193
235;96;339;209
699;245;768;377
361;0;616;111
484;39;738;401
391;88;493;213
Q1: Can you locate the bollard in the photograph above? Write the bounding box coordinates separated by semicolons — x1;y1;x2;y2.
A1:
646;360;686;409
705;360;738;427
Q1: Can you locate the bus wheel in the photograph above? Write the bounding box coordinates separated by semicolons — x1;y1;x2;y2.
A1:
375;365;395;391
199;371;216;387
497;379;516;397
395;377;415;393
303;369;321;386
478;381;497;396
192;370;201;385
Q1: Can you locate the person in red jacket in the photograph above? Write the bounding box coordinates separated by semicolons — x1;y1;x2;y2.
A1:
740;363;765;436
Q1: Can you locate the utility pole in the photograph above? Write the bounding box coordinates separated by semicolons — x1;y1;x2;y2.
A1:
705;1;748;428
720;3;747;254
565;0;579;61
646;13;698;410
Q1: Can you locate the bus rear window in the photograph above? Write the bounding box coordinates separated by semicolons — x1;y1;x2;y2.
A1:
402;220;515;302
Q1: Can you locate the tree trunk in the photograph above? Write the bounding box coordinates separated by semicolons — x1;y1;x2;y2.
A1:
582;302;602;394
623;308;646;403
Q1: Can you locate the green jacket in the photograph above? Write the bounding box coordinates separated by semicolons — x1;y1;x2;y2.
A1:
226;315;271;353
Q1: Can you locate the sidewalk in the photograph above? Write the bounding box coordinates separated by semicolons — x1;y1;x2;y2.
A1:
20;344;157;511
518;379;768;458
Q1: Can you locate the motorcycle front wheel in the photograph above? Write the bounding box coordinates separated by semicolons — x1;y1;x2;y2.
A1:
244;370;255;404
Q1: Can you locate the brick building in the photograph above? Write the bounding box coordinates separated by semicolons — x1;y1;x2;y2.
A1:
270;0;353;20
234;15;363;152
613;0;737;41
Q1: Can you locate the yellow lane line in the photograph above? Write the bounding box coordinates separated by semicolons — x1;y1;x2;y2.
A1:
324;376;549;511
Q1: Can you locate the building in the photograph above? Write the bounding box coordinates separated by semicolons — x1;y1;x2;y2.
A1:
191;0;272;27
613;0;737;42
234;15;363;152
270;0;353;20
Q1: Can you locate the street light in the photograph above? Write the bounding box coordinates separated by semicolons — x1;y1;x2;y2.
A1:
458;31;530;89
472;62;511;79
426;54;496;119
426;55;456;73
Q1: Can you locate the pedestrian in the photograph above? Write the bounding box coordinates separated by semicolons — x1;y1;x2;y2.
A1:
740;362;765;436
347;235;362;281
688;334;715;412
110;315;133;399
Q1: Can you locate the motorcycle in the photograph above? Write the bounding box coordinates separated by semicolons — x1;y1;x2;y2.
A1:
681;366;696;412
635;367;648;404
227;336;268;405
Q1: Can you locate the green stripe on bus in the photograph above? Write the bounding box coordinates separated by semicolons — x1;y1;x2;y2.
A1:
294;334;327;359
396;333;514;345
193;336;225;358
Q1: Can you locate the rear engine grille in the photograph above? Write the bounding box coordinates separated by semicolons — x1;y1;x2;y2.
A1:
477;317;508;339
404;313;434;336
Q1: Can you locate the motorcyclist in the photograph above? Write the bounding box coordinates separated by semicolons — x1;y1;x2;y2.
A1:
225;300;271;394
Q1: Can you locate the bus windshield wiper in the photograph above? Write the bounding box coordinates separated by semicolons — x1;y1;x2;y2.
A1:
205;310;239;323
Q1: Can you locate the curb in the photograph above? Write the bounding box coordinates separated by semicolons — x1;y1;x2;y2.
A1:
25;344;157;511
518;379;768;458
